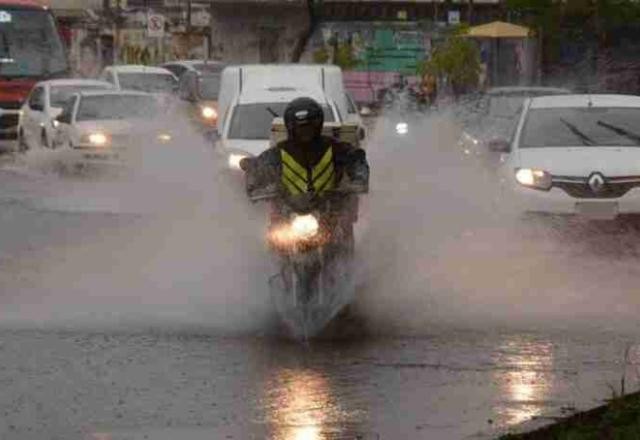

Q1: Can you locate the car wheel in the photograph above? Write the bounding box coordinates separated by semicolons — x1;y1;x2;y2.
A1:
17;130;29;152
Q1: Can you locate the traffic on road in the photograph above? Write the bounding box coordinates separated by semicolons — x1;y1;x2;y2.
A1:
3;1;640;440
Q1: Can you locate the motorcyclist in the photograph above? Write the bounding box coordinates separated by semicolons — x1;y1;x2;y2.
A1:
242;97;369;246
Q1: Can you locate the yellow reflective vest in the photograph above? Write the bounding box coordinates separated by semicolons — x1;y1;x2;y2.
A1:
280;146;335;196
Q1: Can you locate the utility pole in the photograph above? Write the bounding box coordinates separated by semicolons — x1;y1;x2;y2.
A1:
186;0;192;37
114;0;121;65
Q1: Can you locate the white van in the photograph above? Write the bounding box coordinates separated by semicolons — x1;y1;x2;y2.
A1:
216;64;361;169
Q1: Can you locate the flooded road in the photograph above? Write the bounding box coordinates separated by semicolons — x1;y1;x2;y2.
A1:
1;329;639;440
1;114;640;439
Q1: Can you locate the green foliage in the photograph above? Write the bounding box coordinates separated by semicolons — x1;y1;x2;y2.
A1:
499;392;640;440
334;43;358;70
419;36;481;90
313;47;329;64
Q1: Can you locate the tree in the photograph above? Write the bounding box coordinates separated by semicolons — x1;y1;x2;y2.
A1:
292;0;323;62
420;34;481;98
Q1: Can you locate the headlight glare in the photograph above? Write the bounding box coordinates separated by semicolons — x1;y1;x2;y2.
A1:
228;153;248;170
88;133;108;146
157;133;172;143
201;106;217;120
291;214;320;240
515;168;552;190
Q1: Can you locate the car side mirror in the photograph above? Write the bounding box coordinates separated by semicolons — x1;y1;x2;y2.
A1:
488;138;511;153
359;106;372;117
239;157;254;172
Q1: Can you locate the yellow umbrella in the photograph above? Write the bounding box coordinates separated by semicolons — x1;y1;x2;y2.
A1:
466;21;532;39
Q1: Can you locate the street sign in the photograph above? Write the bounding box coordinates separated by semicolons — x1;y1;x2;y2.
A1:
0;11;12;23
147;14;165;38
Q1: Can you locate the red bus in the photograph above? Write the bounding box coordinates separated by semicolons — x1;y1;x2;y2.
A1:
0;0;69;149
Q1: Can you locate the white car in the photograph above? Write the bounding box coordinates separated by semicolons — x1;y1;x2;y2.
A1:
51;90;174;166
161;59;226;80
18;79;113;150
495;94;640;220
218;88;341;170
99;65;178;95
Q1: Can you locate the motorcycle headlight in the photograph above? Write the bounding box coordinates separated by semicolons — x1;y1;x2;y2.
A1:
515;168;552;190
201;106;217;120
291;214;320;240
228;153;248;170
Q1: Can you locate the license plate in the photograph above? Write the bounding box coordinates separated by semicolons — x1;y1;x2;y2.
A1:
83;153;119;160
575;201;618;219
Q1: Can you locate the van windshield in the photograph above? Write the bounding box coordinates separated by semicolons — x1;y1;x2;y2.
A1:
227;102;335;140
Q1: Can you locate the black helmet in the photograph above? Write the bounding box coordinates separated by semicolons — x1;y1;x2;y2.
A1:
284;97;324;141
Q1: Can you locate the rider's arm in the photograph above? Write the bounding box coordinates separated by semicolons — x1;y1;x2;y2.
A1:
334;142;370;194
245;147;281;200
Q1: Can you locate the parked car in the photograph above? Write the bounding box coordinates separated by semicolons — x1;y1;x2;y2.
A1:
494;94;640;220
161;59;226;80
99;65;178;95
51;90;175;168
18;79;113;150
176;69;223;137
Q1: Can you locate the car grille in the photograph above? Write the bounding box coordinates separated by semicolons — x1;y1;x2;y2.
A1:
553;176;640;199
0;114;19;130
0;101;22;110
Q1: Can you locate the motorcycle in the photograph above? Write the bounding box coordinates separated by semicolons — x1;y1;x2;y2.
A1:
240;158;359;340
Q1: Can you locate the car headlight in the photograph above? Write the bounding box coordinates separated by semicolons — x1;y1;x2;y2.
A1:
81;132;110;147
462;131;480;146
228;153;249;170
396;122;408;135
157;133;172;143
201;106;217;120
515;168;552;190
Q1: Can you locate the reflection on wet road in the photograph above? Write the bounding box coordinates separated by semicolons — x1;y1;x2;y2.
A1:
1;330;639;440
494;338;554;426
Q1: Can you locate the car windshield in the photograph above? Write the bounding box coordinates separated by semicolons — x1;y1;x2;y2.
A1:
75;95;159;121
194;63;225;74
488;95;528;119
0;8;68;78
484;90;569;120
50;85;110;108
197;74;222;100
228;102;335;140
521;107;640;148
117;73;177;93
